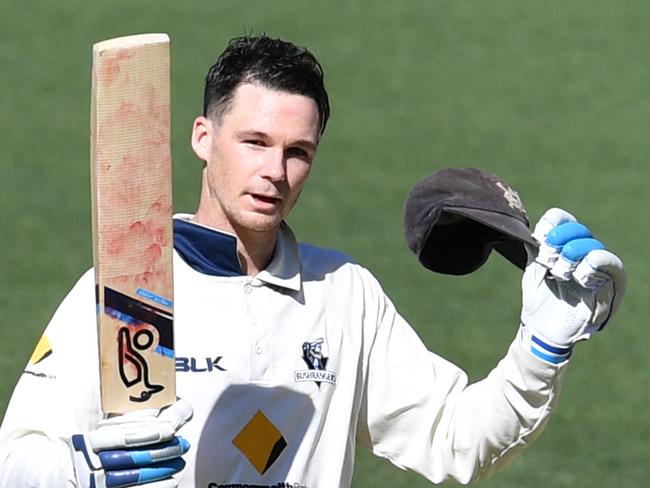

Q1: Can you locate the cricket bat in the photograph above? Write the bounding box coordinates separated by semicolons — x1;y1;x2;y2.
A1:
90;33;175;414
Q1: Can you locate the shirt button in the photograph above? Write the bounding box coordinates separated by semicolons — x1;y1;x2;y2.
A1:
255;345;263;354
244;284;252;293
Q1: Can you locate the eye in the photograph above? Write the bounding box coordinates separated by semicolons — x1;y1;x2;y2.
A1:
286;147;310;160
244;139;266;147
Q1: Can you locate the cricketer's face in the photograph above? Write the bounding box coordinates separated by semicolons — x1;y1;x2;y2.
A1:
191;83;320;235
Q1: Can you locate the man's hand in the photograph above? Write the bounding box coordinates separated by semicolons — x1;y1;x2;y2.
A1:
70;399;193;488
521;208;627;364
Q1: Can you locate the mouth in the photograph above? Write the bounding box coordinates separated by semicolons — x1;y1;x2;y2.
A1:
252;194;280;203
249;193;282;209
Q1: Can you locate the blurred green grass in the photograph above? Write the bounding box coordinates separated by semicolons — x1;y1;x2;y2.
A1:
1;1;648;486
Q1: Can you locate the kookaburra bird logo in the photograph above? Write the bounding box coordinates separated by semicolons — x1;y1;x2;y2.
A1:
496;181;526;216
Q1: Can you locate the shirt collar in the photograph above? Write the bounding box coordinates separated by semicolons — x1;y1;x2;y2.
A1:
256;222;302;292
173;214;302;292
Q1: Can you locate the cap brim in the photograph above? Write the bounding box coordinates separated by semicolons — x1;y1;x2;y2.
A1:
419;218;493;275
445;207;538;269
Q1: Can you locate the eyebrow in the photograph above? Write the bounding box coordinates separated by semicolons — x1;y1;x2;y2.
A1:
236;130;318;153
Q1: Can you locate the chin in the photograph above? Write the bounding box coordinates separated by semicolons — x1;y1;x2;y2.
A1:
238;214;284;233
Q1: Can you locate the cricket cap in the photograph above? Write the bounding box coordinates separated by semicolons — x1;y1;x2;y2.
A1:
403;167;538;275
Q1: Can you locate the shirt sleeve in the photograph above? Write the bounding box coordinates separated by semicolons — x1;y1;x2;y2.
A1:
356;274;568;485
0;270;102;487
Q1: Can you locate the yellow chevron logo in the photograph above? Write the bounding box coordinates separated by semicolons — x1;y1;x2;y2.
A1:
232;410;287;475
29;334;52;365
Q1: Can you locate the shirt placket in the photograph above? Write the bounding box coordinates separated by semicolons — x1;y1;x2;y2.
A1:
242;277;270;382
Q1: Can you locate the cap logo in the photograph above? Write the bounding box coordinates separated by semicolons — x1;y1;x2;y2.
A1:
496;181;526;216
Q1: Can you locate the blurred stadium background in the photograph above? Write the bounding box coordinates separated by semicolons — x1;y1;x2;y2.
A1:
1;1;648;486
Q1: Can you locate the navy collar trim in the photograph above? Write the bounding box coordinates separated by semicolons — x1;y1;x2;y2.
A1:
173;218;243;277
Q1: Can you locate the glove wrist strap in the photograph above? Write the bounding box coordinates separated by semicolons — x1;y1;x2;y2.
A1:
521;325;573;364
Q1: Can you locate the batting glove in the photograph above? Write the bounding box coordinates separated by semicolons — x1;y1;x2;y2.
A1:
70;399;192;488
521;208;626;364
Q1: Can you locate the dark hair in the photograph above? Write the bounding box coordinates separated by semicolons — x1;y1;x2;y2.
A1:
203;35;330;136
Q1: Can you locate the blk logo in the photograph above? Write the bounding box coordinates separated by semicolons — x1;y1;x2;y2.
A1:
176;356;226;373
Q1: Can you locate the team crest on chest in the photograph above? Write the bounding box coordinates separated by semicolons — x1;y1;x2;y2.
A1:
294;338;337;387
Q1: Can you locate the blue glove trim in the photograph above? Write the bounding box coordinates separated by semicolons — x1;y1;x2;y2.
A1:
530;334;572;364
98;437;190;469
71;434;98;470
531;335;572;355
530;347;568;364
105;458;185;487
545;222;592;249
560;238;606;264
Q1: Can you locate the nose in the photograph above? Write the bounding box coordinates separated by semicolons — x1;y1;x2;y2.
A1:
260;149;286;182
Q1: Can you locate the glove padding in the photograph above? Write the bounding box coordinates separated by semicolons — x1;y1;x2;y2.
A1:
71;399;193;488
521;208;626;363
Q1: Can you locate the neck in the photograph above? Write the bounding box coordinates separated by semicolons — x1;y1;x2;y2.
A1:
193;176;278;276
233;228;278;276
194;210;278;275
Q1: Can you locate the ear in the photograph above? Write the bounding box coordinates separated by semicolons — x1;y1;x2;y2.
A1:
191;116;213;162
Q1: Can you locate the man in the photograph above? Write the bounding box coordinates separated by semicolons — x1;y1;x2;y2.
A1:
0;35;626;488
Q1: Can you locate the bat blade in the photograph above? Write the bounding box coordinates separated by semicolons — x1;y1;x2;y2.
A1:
90;33;175;414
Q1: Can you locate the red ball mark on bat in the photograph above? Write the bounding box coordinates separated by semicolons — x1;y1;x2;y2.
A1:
147;202;174;229
98;60;120;86
98;49;134;86
138;271;154;285
144;243;163;265
106;221;145;256
118;101;137;119
146;86;170;127
129;221;144;233
104;219;170;288
107;231;128;256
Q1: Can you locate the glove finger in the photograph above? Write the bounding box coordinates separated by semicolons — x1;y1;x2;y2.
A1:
533;209;579;268
550;237;605;281
546;222;593;249
99;409;161;428
105;458;185;488
89;400;193;451
98;437;190;470
574;249;626;288
89;422;177;451
158;399;193;432
574;249;627;322
532;207;577;242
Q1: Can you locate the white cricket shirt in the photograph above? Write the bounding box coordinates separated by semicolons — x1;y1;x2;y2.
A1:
0;215;567;487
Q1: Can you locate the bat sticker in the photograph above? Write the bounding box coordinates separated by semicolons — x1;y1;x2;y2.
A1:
103;286;173;402
136;287;174;308
118;327;164;402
